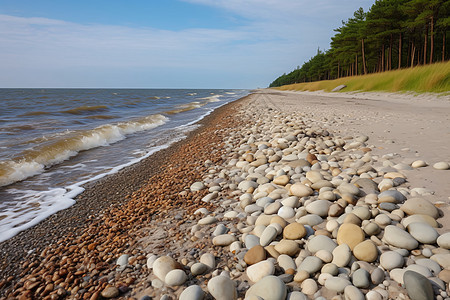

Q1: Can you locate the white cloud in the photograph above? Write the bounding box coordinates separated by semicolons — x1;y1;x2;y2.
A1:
0;0;374;87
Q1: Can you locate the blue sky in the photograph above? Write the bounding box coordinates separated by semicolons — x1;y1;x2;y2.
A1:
0;0;374;88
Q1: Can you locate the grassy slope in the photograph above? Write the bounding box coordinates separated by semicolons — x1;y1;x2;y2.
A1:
274;61;450;95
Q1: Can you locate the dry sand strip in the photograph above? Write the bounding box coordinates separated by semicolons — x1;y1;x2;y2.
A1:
1;90;450;300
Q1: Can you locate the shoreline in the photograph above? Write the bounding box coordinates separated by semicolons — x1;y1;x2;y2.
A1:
0;95;248;289
1;89;449;300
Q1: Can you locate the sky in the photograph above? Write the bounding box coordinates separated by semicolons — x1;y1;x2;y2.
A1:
0;0;375;89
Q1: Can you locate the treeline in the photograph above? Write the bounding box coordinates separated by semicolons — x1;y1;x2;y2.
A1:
269;0;450;87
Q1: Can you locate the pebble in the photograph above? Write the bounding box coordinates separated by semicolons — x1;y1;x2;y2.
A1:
332;244;352;267
344;285;365;300
152;256;182;281
244;245;267;265
191;263;209;276
289;183;313;197
407;222;439;244
324;276;351;293
198;216;218;225
305;200;331;217
338;182;360;195
380;251;404;270
165;269;187;286
298;256;323;275
383;225;419;250
337;223;365;250
200;253;216;269
437;232;450;249
180;285;205;300
207;275;237;300
212;234;237;246
274;239;299;256
352;268;370;288
307;235;337;253
433;162;450;170
190;181;206;191
353;240;378;262
247;260;275;282
371;267;385;284
286;291;308;300
403;270;434;300
245;275;287;300
101;286;119;298
278;254;296;272
300;278;318;295
116;254;129;267
260;226;279;247
283;222;306;240
278;206;295;219
400;198;439;219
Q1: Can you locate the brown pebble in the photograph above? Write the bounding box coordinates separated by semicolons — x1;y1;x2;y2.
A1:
101;286;119;298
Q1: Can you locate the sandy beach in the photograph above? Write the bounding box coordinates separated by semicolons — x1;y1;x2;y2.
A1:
1;89;449;300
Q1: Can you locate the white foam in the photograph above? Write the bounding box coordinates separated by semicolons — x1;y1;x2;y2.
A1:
0;114;168;187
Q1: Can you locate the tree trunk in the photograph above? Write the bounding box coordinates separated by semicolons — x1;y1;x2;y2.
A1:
381;45;385;72
361;39;367;74
390;34;393;70
337;61;340;79
423;24;428;64
443;31;446;62
411;42;416;67
398;33;402;69
355;54;358;76
430;16;434;64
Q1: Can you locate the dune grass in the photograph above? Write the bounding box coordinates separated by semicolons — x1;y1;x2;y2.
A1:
274;61;450;95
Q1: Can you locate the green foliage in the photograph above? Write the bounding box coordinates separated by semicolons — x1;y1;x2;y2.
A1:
274;61;450;94
270;0;450;90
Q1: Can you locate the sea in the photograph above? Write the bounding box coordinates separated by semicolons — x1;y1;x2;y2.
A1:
0;88;250;242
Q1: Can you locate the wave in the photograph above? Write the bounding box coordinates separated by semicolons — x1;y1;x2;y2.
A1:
19;111;51;117
60;105;109;115
84;115;116;120
199;95;222;103
0;114;168;187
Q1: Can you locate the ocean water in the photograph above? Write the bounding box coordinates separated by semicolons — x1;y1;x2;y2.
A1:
0;88;249;242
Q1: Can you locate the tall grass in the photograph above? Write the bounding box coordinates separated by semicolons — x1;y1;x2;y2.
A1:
274;61;450;94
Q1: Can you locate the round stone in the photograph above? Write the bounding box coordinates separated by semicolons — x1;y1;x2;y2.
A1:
433;162;450;170
191;262;209;276
411;160;427;168
180;285;205;300
344;285;365;300
198;216;218;225
403;270;434;300
363;222;381;236
283;222;306;240
380;251;404;270
315;249;333;263
274;240;300;256
297;214;323;226
378;190;406;204
353;240;378;262
300;278;318;295
165;269;188;286
244;245;267;265
116;254;129;267
200;253;216;269
153;256;183;281
338;182;360;195
212;234;237;246
400;198;439;219
332;244;352;267
247;260;275;282
245;275;287;300
190;182;205;191
260;226;279;247
324;277;351;293
286;291;308;300
273;175;290;186
307;235;337;253
289;183;313;197
351;207;371;220
278;206;295;219
337;223;365;250
402;215;438;228
278;254;296;272
207;275;237;300
298;256;323;275
352;268;370;288
407;222;439;244
371;267;385;285
383;225;419;250
305;200;331;217
437;232;450;249
101;287;119;298
321;263;338;276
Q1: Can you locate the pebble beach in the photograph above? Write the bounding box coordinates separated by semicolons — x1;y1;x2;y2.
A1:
1;89;450;300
